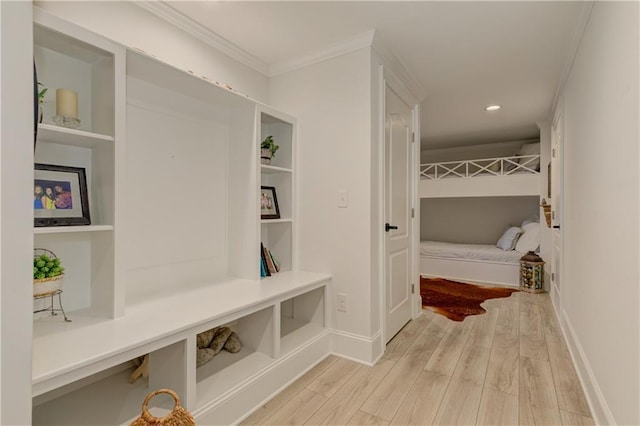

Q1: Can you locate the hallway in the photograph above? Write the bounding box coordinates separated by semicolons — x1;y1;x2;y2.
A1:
243;291;593;425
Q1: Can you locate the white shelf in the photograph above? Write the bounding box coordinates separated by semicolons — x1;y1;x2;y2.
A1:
32;271;329;396
34;225;113;235
281;318;325;355
261;218;293;224
196;348;272;409
261;165;292;174
37;123;114;148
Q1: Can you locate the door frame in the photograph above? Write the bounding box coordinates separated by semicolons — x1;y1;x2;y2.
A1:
378;65;421;346
550;98;565;317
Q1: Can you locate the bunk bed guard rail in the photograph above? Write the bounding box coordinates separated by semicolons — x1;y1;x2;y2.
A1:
420;154;541;180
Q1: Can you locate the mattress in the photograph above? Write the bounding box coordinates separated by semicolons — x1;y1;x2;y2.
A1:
420;240;523;264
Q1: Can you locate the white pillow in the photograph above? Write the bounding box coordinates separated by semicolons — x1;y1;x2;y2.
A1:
496;226;522;251
517;143;540;171
515;222;540;253
521;217;540;227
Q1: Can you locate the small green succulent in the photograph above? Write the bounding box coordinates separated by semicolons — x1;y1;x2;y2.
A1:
33;253;64;280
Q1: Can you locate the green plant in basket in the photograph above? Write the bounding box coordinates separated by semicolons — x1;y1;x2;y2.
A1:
33;253;64;280
261;135;279;157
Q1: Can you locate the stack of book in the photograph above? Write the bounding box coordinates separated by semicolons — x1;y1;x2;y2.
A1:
260;243;280;277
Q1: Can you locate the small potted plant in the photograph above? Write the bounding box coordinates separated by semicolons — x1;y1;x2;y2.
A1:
37;82;48;123
260;135;279;165
33;248;65;297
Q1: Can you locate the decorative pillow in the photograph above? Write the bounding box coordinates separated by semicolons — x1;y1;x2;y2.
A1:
496;226;523;251
517;142;540;171
515;221;540;253
521;217;540;227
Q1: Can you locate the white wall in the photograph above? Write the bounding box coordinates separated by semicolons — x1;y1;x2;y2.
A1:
0;2;35;424
34;1;269;103
559;2;639;424
421;196;539;245
270;49;375;340
421;138;538;164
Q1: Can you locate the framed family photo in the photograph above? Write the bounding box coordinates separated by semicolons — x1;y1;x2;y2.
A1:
34;163;91;227
260;186;280;220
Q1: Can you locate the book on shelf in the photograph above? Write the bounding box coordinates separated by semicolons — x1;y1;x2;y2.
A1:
269;250;280;272
260;242;281;277
260;243;271;277
260;255;267;277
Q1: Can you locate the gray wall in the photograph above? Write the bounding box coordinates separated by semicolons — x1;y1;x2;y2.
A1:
420;196;540;244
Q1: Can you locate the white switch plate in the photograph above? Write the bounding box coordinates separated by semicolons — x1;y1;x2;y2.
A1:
337;190;348;208
337;293;347;312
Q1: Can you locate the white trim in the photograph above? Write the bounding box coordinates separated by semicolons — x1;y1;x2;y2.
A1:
135;1;270;76
330;329;382;366
372;32;425;102
561;311;615;425
550;2;594;115
270;30;375;77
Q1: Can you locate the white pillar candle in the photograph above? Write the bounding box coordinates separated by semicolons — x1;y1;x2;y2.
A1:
56;89;78;119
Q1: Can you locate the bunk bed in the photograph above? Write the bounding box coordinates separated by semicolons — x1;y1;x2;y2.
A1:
419;147;542;287
419;153;541;198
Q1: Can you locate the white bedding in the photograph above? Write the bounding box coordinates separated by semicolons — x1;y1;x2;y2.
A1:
420;240;523;264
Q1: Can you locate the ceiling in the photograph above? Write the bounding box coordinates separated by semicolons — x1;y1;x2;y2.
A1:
163;1;589;150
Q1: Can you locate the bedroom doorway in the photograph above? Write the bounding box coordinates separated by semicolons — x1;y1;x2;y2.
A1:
384;83;414;342
550;105;564;312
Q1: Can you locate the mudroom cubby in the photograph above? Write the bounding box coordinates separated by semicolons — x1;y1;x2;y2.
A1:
280;286;326;355
260;111;294;171
33;340;189;426
30;8;330;425
261;222;293;272
195;307;274;410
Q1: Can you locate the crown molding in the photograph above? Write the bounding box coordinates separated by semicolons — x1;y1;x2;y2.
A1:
135;1;269;76
550;1;594;115
269;30;376;77
372;32;426;103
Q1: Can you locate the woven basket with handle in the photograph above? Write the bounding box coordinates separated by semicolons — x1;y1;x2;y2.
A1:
130;389;195;426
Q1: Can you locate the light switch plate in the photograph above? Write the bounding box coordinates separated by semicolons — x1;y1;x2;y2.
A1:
337;190;348;208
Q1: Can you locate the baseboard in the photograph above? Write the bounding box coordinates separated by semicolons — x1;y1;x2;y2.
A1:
330;329;383;366
421;273;519;289
560;310;616;425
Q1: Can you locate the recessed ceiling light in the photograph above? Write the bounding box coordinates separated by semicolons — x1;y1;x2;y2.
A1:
485;105;501;111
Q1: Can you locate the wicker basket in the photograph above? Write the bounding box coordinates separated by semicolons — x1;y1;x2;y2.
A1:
33;275;64;297
130;389;195;426
33;248;64;297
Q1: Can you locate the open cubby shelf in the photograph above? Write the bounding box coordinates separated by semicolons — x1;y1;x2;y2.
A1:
31;8;329;425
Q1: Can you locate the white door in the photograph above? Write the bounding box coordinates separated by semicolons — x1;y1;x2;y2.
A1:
384;85;413;342
550;109;563;311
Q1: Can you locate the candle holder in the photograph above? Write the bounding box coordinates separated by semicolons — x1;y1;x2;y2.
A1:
52;115;81;129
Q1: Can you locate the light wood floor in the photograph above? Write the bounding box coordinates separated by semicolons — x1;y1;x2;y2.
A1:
242;291;593;425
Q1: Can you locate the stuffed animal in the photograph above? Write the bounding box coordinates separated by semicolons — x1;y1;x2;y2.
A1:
129;354;149;384
129;326;242;383
196;326;242;367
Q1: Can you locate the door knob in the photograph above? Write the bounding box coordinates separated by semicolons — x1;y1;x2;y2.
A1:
385;223;398;232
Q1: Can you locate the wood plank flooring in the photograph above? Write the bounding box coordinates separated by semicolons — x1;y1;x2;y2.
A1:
242;291;592;425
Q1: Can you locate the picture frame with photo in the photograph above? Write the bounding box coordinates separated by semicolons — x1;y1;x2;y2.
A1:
260;186;280;220
34;163;91;227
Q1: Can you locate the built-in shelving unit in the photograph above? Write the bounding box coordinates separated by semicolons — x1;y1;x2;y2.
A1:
30;8;330;425
33;8;124;320
259;109;295;274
